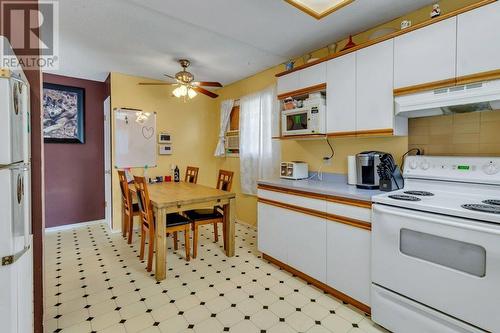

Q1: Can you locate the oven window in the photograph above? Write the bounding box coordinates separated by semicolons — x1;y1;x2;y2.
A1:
286;113;308;131
400;229;486;277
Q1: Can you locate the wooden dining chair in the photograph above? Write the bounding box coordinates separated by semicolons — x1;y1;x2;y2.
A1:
185;166;199;184
118;170;141;244
185;170;234;258
134;176;192;272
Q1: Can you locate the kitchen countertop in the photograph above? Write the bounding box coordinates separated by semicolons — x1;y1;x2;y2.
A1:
258;173;384;202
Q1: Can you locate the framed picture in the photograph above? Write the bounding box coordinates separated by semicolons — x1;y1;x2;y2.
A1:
43;83;85;143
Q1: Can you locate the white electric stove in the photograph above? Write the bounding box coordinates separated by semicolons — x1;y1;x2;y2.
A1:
371;156;500;333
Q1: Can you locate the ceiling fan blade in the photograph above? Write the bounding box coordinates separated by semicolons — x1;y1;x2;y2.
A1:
192;86;219;99
138;82;175;85
164;74;177;80
193;81;223;87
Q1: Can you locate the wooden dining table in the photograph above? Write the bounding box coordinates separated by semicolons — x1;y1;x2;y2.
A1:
131;181;236;281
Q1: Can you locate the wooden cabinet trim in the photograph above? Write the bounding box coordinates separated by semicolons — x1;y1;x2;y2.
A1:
262;253;371;314
258;198;326;219
326;213;372;231
275;0;495;78
258;197;372;231
456;69;500;85
279;134;327;140
394;68;500;97
258;184;372;208
393;78;457;96
277;83;326;100
327;128;394;138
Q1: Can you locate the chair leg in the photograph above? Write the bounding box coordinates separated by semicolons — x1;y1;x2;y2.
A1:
147;232;154;272
127;214;134;244
122;210;127;238
184;227;191;262
222;219;227;251
213;222;219;243
192;223;198;259
139;228;145;261
173;232;179;251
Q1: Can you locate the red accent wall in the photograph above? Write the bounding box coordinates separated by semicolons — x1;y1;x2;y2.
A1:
43;73;106;228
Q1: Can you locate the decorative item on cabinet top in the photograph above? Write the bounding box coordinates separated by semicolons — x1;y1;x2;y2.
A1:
275;0;495;78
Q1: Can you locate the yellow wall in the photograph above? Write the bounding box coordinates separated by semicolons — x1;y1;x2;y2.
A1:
214;0;481;226
110;72;219;230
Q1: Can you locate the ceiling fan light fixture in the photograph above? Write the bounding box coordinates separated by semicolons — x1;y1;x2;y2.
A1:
188;88;197;99
173;86;183;98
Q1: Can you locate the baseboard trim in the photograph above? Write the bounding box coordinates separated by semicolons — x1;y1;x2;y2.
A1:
262;253;371;315
45;219;106;233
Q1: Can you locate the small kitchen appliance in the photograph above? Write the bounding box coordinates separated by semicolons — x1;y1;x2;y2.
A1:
372;155;500;333
281;98;326;136
280;162;309;180
356;151;387;189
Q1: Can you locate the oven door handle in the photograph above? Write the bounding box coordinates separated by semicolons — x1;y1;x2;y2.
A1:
374;204;500;235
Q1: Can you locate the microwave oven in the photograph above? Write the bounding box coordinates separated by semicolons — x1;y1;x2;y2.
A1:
282;103;326;136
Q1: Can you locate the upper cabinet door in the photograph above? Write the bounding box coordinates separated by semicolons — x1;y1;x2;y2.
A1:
299;62;327;89
356;39;394;132
326;53;356;134
394;17;457;89
457;1;500;77
277;71;300;95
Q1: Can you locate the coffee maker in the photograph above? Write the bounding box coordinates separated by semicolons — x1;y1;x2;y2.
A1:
356;151;385;189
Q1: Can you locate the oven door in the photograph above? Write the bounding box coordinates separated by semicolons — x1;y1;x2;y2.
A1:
372;204;500;332
282;109;310;136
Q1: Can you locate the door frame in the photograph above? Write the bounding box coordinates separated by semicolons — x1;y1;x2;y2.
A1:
103;97;113;230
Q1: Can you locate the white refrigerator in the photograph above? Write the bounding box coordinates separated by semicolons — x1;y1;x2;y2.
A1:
0;36;33;333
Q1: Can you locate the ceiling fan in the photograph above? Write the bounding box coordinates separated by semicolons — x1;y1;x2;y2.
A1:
139;59;222;99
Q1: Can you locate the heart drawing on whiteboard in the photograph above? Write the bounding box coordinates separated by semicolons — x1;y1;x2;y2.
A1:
142;126;154;140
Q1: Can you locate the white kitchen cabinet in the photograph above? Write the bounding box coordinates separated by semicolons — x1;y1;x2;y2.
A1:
394;17;457;89
286;211;327;283
299;62;327;89
277;63;327;95
327;221;371;306
457;1;500;77
356;39;395;132
326;53;356;134
277;71;300;95
257;203;289;263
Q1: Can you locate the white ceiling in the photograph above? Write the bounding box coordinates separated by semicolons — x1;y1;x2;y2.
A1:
44;0;436;84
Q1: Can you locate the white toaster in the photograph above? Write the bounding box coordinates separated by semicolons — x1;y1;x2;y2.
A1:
280;162;309;180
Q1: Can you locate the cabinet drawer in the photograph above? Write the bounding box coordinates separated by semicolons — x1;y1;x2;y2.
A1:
327;200;371;223
257;189;326;212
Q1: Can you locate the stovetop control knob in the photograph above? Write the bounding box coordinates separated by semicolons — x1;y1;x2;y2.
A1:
483;161;499;175
420;160;430;170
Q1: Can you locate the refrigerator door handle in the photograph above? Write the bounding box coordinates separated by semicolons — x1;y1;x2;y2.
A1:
2;244;31;266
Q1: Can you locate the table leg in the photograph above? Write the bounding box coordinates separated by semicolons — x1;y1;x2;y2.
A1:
225;198;235;257
154;207;167;281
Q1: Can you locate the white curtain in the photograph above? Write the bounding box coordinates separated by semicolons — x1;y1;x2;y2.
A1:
240;85;280;195
214;99;234;157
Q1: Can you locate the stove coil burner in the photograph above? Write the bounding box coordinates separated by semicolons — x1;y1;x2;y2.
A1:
388;195;421;202
462;204;500;214
404;191;435;197
483;200;500;206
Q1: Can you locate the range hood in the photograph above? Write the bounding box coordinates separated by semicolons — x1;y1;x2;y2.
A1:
395;79;500;118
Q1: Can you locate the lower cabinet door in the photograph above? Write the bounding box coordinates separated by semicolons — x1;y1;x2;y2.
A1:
257;202;289;263
286;211;327;284
327;221;371;306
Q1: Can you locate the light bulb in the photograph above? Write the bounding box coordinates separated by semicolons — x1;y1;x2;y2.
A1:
188;88;197;99
178;85;188;96
173;87;182;98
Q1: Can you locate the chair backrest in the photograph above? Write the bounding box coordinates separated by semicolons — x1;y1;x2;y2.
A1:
133;176;154;233
217;170;234;191
185;166;199;184
118;170;133;214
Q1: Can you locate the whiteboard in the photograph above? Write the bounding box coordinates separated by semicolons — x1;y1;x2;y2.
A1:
114;108;157;168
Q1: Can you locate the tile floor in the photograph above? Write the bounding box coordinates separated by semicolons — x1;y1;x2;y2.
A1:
44;221;388;333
